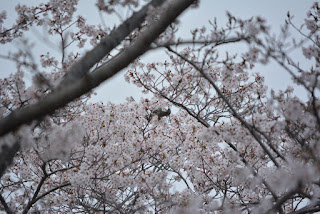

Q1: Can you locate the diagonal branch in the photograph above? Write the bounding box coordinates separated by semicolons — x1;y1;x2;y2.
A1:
0;0;196;177
59;0;165;86
166;46;280;167
31;183;71;206
0;194;13;214
0;0;195;138
289;203;320;214
22;163;48;214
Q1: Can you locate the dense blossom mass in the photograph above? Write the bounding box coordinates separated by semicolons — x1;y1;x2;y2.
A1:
0;0;319;213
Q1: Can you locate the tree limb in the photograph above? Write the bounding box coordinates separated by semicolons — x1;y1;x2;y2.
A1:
0;0;196;178
59;0;165;86
0;194;13;214
0;0;195;137
0;141;20;178
166;46;280;167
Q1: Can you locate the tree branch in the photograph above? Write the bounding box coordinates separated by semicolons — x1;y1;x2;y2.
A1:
151;36;249;49
22;163;47;214
0;194;13;214
59;0;165;86
0;141;20;178
31;182;71;205
166;46;280;167
267;182;302;214
0;0;196;182
0;0;196;138
289;203;320;214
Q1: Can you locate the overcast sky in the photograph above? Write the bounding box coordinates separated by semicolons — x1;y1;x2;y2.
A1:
0;0;315;104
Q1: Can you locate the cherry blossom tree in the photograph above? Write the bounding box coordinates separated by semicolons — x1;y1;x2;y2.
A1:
0;0;319;213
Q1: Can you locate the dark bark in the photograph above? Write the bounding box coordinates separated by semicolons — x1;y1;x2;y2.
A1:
0;0;195;180
0;0;195;137
0;141;20;178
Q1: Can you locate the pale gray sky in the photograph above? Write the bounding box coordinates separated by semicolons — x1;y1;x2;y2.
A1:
0;0;314;103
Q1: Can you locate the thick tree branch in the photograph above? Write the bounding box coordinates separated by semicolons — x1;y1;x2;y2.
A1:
0;0;196;180
0;194;13;214
60;0;165;86
0;0;196;138
0;141;20;178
